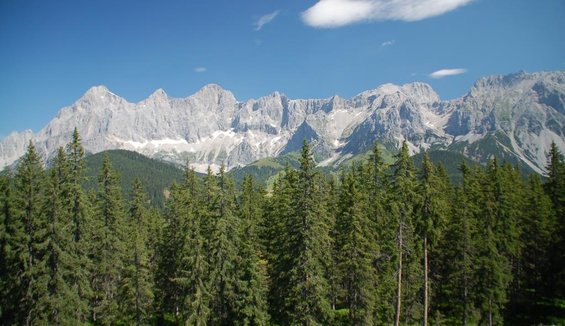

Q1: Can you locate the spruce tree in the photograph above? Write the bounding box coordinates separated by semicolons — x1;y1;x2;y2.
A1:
335;169;377;324
416;153;448;326
154;182;188;323
544;141;565;300
507;174;555;324
120;178;154;325
11;142;47;325
234;174;270;325
325;175;341;315
0;168;17;324
363;142;395;324
435;162;481;325
208;165;240;324
287;141;332;325
64;129;92;321
90;154;127;324
390;140;422;326
545;141;565;216
35;148;88;324
176;166;212;325
66;128;88;243
265;166;299;324
474;159;519;325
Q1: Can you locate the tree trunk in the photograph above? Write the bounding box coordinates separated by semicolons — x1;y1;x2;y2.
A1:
424;235;429;326
395;211;403;326
488;297;493;326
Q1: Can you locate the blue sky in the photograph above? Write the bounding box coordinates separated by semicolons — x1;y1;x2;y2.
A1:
1;0;564;137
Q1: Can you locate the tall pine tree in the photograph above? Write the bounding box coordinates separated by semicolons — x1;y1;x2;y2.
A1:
233;175;270;325
120;178;154;325
207;165;240;324
35;148;88;324
11;142;47;325
416;153;448;326
335;169;377;324
90;155;127;324
154;181;188;323
390;141;422;326
287;141;333;325
0;168;17;324
64;128;92;318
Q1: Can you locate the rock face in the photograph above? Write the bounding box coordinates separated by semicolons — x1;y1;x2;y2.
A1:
1;71;564;174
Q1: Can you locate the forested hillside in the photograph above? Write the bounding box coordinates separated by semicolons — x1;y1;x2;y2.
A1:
1;130;564;325
84;149;185;207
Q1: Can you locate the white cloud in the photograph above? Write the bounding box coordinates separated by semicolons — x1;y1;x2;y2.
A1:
302;0;474;28
429;68;467;78
255;10;280;31
381;40;395;47
194;67;207;73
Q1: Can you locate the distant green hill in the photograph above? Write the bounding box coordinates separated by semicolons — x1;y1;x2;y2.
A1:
84;146;536;202
84;150;184;207
230;146;480;188
228;151;302;188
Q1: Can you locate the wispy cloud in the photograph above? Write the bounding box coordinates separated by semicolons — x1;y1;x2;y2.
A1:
302;0;474;28
381;40;395;47
255;10;280;31
194;67;207;73
429;68;467;78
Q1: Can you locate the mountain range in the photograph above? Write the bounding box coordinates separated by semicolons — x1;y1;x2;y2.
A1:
1;70;564;174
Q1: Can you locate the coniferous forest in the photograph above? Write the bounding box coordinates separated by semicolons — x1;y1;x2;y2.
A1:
1;129;565;326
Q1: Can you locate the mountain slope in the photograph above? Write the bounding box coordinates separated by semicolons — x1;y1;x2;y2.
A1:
84;150;184;207
1;70;564;174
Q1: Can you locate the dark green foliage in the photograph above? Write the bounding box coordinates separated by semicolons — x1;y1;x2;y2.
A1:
436;163;482;324
0;168;17;324
335;169;377;324
412;150;478;184
3;131;565;325
207;166;241;324
416;153;449;326
391;141;423;325
64;128;92;322
154;182;189;323
264;142;333;325
286;141;333;325
544;141;565;321
35;148;88;324
234;175;270;325
90;155;128;324
84;149;184;207
506;174;556;324
265;166;299;324
120;179;155;325
12;142;48;325
175;167;212;325
363;143;396;324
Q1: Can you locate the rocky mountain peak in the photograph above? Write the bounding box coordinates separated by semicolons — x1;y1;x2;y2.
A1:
139;88;170;108
470;70;535;94
77;85;125;107
192;84;237;107
196;83;230;96
84;85;110;96
1;70;564;174
148;88;168;100
401;82;440;104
